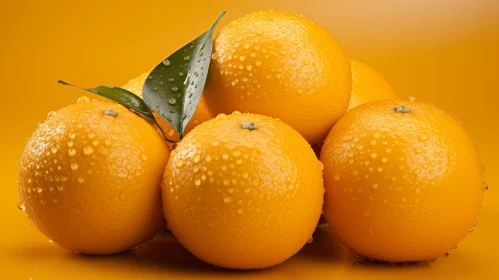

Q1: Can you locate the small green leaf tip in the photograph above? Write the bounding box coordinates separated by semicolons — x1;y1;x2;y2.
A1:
210;10;226;32
143;10;226;140
394;105;411;113
56;80;70;86
56;80;172;142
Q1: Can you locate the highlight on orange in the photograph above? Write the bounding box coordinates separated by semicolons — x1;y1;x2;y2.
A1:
18;99;169;254
163;112;324;269
204;10;352;145
321;99;484;262
5;1;495;277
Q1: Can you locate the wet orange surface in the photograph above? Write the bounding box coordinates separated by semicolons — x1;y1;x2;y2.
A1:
1;1;498;279
3;218;499;279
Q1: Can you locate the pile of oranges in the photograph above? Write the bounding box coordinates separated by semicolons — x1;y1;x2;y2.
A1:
17;10;484;269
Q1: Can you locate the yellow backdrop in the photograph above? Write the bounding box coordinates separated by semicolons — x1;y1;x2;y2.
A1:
1;0;497;279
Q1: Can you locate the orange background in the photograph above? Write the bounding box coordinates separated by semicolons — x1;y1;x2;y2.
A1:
1;0;498;279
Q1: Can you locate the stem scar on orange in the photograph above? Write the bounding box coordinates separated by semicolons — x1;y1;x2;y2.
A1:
321;99;484;262
204;10;352;145
18;99;170;254
163;112;324;269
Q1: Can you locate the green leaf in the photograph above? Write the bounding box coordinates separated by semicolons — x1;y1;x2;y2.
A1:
143;10;226;139
56;80;170;141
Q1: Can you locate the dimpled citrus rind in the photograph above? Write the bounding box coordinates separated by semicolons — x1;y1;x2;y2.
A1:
321;99;484;262
205;10;352;144
163;112;324;269
18;99;170;254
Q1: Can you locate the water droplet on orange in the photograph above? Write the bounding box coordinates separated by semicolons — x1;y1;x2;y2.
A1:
417;134;429;142
83;146;94;155
176;159;185;168
193;155;201;163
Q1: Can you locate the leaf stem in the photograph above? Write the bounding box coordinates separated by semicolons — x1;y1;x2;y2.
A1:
57;80;177;144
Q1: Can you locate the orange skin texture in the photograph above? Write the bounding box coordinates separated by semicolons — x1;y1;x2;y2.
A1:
163;112;324;269
348;58;397;110
320;99;484;262
204;10;352;145
122;71;214;142
312;58;397;157
18;99;170;254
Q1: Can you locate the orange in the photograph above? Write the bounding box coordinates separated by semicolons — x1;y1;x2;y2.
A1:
162;112;324;269
17;98;170;254
321;99;484;262
347;58;397;110
204;10;352;144
123;71;214;141
312;58;397;156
